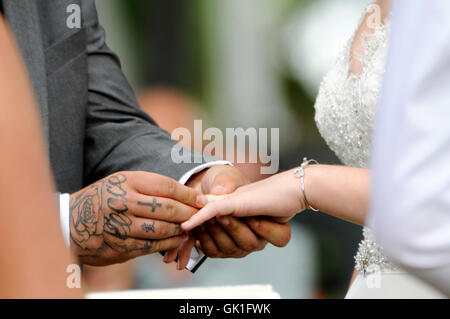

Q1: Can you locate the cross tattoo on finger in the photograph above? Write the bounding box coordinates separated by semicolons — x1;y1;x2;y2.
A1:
138;198;162;213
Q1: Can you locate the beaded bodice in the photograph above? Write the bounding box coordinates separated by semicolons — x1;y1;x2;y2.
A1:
314;9;396;273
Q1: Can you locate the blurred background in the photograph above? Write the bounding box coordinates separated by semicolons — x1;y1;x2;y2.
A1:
84;0;372;298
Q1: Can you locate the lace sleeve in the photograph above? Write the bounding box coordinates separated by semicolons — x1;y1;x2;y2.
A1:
313;1;391;168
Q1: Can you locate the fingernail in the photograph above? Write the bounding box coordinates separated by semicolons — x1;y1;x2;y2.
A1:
181;222;189;230
196;194;208;206
163;253;169;263
177;259;183;271
211;185;225;195
247;218;260;228
217;216;229;226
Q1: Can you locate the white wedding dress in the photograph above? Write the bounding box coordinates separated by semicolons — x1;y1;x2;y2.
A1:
314;4;445;299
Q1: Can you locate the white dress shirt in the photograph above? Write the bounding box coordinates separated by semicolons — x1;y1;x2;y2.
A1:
369;0;450;296
59;160;230;271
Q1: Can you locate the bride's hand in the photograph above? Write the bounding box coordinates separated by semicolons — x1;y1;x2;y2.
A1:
181;170;306;231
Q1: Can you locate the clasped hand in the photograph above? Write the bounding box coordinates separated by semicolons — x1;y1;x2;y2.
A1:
69;166;292;268
182;169;307;233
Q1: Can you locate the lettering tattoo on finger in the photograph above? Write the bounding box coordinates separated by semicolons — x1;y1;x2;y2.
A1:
103;175;131;240
141;221;156;233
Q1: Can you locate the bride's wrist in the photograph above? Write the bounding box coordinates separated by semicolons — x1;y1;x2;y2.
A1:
283;169;308;212
302;164;320;211
290;162;321;212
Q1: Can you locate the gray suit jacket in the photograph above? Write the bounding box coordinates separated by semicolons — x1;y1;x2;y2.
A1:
3;0;204;193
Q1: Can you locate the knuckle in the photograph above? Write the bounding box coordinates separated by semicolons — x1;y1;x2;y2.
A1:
224;217;238;231
164;178;177;197
178;185;194;205
222;245;239;255
256;240;267;251
201;244;219;257
149;240;160;253
242;240;258;252
187;189;197;205
159;223;171;237
164;202;176;219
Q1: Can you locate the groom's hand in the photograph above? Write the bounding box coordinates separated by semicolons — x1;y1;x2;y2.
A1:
187;165;292;258
69;171;205;266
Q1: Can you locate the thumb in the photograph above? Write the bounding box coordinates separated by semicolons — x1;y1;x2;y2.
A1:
210;174;240;195
204;166;249;195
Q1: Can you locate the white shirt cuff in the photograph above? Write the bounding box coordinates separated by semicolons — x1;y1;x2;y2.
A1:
59;193;71;248
178;160;233;185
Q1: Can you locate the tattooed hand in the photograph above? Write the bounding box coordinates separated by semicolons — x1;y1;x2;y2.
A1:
69;171;206;266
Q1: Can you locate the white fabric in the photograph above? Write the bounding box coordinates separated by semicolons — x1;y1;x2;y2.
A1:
313;0;448;297
59;160;231;271
345;271;446;299
369;0;450;297
59;193;71;247
87;284;280;299
178;160;232;185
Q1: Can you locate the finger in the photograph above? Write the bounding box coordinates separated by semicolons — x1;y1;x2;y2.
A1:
204;219;241;256
163;247;178;264
177;235;195;270
247;217;291;248
181;198;234;231
205;194;228;202
150;234;189;254
132;194;199;223
129;216;184;240
133;172;207;208
194;226;220;258
182;190;268;231
104;233;188;258
216;216;265;253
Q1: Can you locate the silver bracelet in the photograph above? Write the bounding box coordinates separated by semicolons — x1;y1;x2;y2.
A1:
293;157;319;212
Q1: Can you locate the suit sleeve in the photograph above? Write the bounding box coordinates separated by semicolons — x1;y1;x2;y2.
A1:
81;0;205;184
